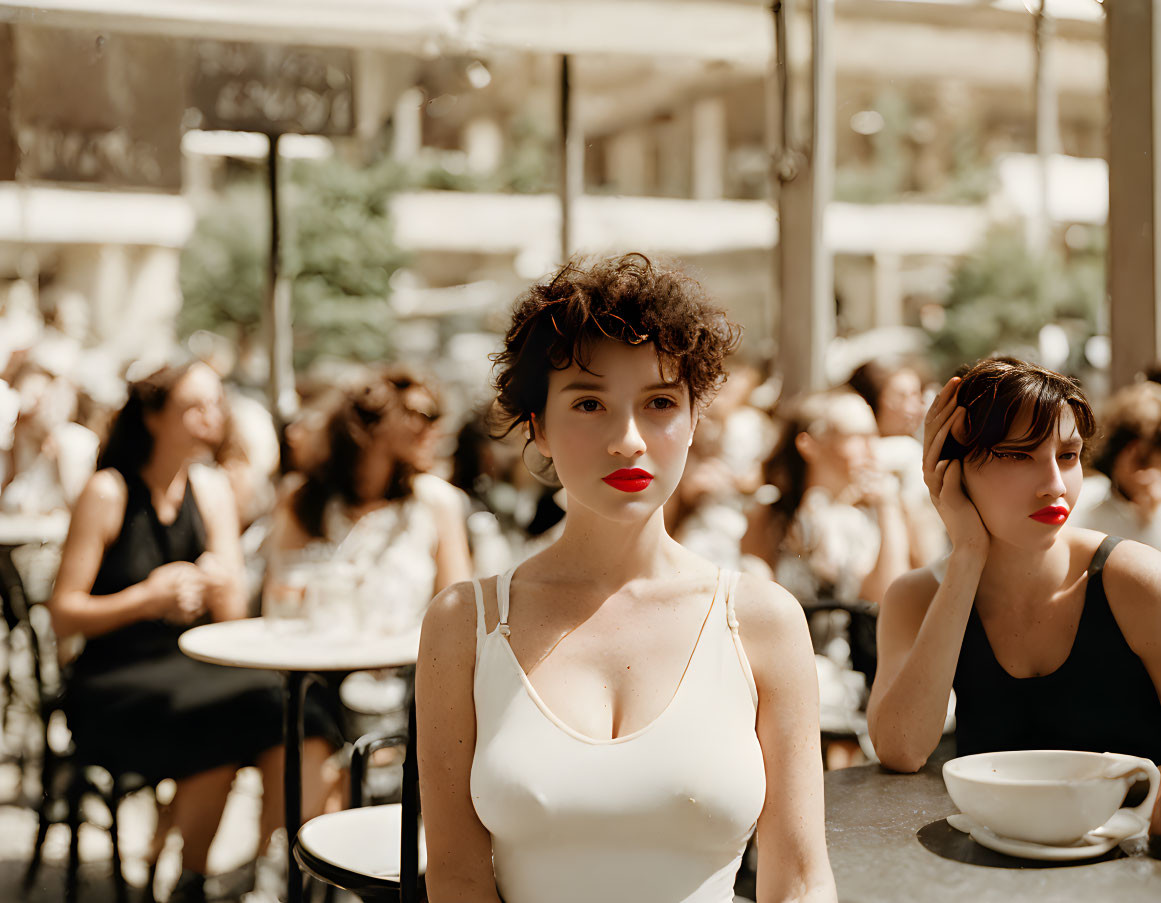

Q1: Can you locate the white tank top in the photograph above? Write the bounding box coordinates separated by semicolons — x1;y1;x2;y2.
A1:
470;568;766;903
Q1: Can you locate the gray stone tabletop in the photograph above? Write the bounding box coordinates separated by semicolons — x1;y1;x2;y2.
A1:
825;753;1161;902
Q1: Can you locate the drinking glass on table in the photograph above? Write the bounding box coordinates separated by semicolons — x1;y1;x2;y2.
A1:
263;559;318;633
308;562;360;637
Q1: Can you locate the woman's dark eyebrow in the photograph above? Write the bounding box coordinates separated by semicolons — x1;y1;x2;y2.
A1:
560;380;605;392
560;380;680;392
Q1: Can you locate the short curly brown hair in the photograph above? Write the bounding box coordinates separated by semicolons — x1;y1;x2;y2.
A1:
491;253;742;439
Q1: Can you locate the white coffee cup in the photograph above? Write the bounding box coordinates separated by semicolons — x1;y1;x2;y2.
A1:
943;749;1159;846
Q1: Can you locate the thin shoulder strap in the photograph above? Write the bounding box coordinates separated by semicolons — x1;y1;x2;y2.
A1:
471;578;486;640
721;570;758;706
722;569;743;633
496;568;514;637
1089;535;1124;577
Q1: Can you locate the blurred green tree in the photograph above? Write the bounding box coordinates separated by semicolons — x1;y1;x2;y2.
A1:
179;155;409;371
928;226;1104;378
835;89;992;205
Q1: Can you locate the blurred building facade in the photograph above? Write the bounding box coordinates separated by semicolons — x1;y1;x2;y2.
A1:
0;0;1110;400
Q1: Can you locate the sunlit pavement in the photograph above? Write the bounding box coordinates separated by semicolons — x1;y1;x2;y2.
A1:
0;749;276;902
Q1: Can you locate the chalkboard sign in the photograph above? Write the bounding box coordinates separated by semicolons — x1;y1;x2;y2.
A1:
190;41;355;136
10;26;184;191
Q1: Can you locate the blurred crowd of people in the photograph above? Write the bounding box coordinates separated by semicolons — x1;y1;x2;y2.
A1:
9;328;1161;706
7;298;1161;894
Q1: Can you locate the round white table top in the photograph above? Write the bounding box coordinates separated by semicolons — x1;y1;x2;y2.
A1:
179;618;421;672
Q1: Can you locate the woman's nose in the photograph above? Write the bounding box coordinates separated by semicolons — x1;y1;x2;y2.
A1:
1037;458;1067;498
608;413;647;458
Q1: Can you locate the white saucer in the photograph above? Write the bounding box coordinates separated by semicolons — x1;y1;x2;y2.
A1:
945;811;1148;861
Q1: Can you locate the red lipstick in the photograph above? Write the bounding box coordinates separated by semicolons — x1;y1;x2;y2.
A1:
1029;505;1069;525
602;468;653;493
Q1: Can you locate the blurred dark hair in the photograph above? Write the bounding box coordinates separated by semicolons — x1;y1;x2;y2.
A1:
290;368;434;539
490;253;741;443
762;390;876;521
97;362;230;480
1089;381;1161;479
848;360;891;416
848;359;923;417
939;357;1095;464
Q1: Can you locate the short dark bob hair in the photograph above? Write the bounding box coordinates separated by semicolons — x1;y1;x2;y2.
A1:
491;253;741;439
940;357;1095;464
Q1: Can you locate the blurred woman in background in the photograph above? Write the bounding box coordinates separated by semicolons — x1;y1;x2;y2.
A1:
744;390;913;767
849;358;944;566
1073;380;1161;548
49;361;334;903
266;366;471;631
746;390;912;609
265;367;472;749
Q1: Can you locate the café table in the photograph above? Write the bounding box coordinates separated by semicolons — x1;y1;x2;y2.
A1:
825;748;1161;902
178;618;421;903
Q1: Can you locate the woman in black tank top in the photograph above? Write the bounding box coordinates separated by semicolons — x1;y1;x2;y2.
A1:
867;358;1161;836
48;363;335;902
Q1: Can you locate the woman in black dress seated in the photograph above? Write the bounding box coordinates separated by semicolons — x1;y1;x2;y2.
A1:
868;358;1161;834
48;362;335;901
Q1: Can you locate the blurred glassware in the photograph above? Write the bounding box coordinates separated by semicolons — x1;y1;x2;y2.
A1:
262;558;316;634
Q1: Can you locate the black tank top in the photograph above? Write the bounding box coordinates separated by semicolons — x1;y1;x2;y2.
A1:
952;536;1161;764
75;471;208;674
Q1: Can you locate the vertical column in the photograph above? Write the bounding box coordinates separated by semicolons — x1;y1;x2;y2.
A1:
464;117;503;176
774;0;835;397
692;97;726;200
873;252;903;329
1107;0;1160;389
392;87;424;162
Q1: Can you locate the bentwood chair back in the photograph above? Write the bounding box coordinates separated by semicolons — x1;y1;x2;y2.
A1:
3;555;157;903
295;695;423;902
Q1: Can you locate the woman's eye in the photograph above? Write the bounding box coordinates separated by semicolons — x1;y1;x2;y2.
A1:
994;451;1028;461
574;399;602;413
648;397;677;410
1059;452;1079;461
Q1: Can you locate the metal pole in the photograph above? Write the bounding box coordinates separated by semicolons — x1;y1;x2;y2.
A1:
559;55;574;262
283;670;307;903
1030;0;1058;256
764;1;789;373
266;133;295;431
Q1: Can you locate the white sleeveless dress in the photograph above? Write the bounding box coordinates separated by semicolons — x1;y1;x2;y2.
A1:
470;569;766;903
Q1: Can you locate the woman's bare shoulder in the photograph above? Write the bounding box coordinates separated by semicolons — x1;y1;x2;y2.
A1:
422;575;504;647
733;572;806;626
83;467;128;504
729;573;814;666
75;468;128;528
1101;536;1161;603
